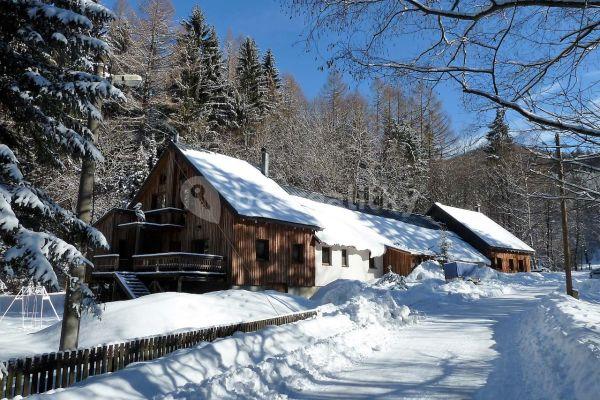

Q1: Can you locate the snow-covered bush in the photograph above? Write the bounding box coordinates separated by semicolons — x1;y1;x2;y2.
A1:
374;270;408;290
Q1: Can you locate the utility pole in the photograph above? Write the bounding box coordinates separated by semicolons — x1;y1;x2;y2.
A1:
60;61;104;350
555;133;574;297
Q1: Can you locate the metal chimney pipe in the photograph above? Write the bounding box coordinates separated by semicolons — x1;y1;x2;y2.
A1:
261;147;269;178
475;204;481;212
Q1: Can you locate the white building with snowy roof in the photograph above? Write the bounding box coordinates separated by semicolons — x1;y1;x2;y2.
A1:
284;187;489;287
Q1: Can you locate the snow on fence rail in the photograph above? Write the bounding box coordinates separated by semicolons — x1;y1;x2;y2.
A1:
0;310;317;399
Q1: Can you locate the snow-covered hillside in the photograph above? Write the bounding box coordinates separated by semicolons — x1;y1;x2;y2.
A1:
0;290;314;361
18;265;599;400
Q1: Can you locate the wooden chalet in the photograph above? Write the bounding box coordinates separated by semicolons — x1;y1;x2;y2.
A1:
91;144;499;301
427;202;534;272
90;142;320;300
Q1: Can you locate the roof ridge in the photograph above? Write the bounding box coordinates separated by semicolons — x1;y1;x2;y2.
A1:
282;184;439;229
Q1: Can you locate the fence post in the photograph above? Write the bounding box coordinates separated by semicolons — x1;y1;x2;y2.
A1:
82;348;90;380
22;357;32;396
46;353;56;392
5;359;15;399
94;347;102;376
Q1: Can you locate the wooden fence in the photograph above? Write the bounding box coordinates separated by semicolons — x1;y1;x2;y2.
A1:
0;310;317;399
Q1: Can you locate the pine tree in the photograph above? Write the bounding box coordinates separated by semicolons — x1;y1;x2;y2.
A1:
396;120;425;164
262;49;281;109
485;108;512;158
484;108;516;227
174;8;236;141
173;6;211;138
236;37;267;134
203;28;237;132
379;119;428;211
0;1;123;289
177;6;211;108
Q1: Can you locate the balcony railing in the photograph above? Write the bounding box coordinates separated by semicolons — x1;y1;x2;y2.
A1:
92;254;120;272
132;252;224;273
93;252;224;274
144;207;186;225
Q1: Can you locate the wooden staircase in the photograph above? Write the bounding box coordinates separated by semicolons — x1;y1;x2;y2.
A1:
114;272;151;299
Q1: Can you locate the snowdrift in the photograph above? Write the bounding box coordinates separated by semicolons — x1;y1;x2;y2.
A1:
406;260;445;282
32;273;414;400
514;293;600;400
0;290;314;360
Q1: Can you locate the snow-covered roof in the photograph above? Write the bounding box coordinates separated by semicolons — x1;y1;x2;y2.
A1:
177;145;319;227
176;144;487;263
292;195;490;264
434;203;534;253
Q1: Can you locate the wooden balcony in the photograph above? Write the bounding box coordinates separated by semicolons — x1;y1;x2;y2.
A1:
93;252;224;274
92;254;120;272
131;252;224;273
144;207;186;225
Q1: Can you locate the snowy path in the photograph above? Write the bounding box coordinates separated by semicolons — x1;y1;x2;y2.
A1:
291;285;557;399
30;271;600;400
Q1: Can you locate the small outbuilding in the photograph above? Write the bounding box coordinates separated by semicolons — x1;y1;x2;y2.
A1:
427;202;535;272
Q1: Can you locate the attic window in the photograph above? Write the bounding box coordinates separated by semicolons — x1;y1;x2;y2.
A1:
322;247;331;266
256;239;269;261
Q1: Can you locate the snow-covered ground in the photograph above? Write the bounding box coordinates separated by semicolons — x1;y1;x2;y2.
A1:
5;265;600;400
0;290;314;361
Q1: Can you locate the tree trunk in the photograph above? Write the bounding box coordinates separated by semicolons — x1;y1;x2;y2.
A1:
60;62;103;350
555;133;574;297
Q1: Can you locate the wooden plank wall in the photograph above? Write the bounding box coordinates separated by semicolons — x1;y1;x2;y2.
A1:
489;251;531;272
231;220;315;287
0;311;317;399
382;247;418;276
98;146;318;288
92;211;135;256
127;148;236;261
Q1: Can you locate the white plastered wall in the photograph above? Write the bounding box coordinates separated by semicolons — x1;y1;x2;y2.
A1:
315;242;383;287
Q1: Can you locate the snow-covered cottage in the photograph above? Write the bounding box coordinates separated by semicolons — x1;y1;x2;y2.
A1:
92;142;320;298
91;143;489;299
283;187;489;287
427;203;535;272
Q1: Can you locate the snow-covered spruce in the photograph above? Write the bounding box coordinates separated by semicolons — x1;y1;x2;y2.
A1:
0;1;123;291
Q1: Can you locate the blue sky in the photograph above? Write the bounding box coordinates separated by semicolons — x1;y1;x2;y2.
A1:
126;0;481;135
